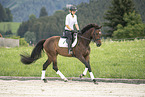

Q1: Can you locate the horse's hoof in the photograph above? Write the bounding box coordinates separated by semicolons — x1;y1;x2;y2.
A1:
43;79;47;83
94;81;98;85
64;78;68;82
80;74;84;78
93;79;98;85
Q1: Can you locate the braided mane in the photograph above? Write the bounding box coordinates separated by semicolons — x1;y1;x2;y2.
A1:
81;24;101;34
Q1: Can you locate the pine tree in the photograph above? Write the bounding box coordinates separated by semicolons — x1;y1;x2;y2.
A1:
5;8;13;22
0;3;6;22
113;11;145;38
103;0;135;37
39;7;48;18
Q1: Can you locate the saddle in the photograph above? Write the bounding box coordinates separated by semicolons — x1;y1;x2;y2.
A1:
58;33;78;48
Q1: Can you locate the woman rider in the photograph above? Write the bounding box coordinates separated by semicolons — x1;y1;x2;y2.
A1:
64;6;80;54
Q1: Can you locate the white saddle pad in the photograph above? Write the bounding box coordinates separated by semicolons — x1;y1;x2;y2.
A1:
58;34;77;48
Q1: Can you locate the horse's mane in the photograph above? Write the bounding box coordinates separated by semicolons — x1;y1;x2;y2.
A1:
81;24;100;34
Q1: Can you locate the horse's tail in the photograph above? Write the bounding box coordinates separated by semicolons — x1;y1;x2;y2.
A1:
20;39;46;65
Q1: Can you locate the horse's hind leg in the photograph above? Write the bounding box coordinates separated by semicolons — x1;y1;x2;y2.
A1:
41;59;51;83
52;58;68;82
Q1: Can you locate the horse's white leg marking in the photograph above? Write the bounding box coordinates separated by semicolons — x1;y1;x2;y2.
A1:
89;72;95;80
83;68;88;75
56;70;68;80
41;70;45;80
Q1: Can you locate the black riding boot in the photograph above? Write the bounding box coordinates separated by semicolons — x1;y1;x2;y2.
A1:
68;39;73;54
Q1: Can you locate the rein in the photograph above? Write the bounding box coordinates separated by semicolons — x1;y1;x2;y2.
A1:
78;35;91;41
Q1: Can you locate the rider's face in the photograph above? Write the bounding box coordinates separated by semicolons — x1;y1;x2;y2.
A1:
70;11;76;15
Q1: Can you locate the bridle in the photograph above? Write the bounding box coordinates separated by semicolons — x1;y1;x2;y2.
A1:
78;28;101;41
93;28;101;42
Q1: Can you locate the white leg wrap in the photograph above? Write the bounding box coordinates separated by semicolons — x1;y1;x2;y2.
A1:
56;70;66;79
83;68;88;75
89;72;95;80
41;70;45;80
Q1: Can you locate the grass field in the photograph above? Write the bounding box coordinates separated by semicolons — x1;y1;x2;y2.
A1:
0;39;145;79
0;22;21;33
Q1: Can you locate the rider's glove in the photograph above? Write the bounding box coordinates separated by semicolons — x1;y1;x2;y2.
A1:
71;30;77;33
77;30;81;34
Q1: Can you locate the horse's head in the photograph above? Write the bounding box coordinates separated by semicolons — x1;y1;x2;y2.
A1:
92;26;102;47
80;24;102;47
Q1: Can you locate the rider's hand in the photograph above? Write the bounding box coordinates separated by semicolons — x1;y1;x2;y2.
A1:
77;30;81;33
71;30;77;33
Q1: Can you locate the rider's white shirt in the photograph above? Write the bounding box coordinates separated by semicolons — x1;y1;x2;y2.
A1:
65;13;78;30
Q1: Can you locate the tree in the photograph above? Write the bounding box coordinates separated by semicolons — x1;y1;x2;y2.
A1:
113;11;145;39
103;0;135;37
5;8;13;22
0;3;13;22
39;7;48;18
24;31;36;44
17;21;29;37
0;3;6;22
29;14;36;21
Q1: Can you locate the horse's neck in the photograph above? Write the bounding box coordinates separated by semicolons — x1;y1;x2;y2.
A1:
78;29;92;47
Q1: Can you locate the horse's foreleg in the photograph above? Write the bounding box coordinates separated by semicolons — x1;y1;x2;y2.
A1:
82;65;97;84
41;59;51;83
80;56;90;78
53;60;68;82
78;56;98;84
80;68;88;78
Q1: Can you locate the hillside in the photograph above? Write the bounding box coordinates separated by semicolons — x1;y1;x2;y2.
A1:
0;0;145;23
0;0;89;22
0;22;21;34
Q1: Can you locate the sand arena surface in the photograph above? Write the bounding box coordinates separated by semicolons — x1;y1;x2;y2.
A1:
0;80;145;97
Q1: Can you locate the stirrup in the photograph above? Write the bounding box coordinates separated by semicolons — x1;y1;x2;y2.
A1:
68;49;73;54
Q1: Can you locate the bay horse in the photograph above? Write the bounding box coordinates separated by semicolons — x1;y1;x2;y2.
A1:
20;24;102;84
